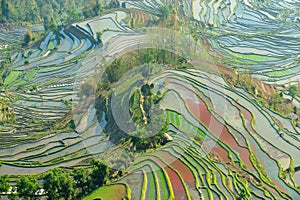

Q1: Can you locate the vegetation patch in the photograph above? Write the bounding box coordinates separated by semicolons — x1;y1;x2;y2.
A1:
83;184;127;200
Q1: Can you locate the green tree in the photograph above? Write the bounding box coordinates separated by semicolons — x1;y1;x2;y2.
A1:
108;0;120;8
41;4;56;31
96;32;102;42
0;174;10;193
143;50;156;63
16;175;39;200
24;30;33;46
158;4;171;20
65;7;81;24
43;168;74;200
73;167;90;196
269;92;283;110
90;159;109;189
288;85;298;100
24;0;39;22
83;0;103;18
8;186;18;200
1;0;9;20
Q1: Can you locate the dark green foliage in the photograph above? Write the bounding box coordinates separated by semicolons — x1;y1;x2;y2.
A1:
90;159;110;189
65;7;81;24
129;90;143;125
43;168;74;200
1;0;9;20
269;92;283;109
73;167;90;196
104;49;188;84
98;49;187;152
24;59;30;65
288;85;298;100
107;0;120;9
0;0;86;29
0;174;10;193
96;32;102;41
158;4;171;20
82;0;103;18
16;175;40;200
143;50;156;63
8;186;18;200
105;59;125;83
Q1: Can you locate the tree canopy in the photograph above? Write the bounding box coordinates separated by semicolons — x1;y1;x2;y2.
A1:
0;174;10;193
288;85;298;100
43;168;74;200
16;175;40;200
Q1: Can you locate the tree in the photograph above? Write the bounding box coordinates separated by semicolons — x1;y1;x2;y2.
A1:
96;32;102;42
0;174;10;193
16;175;39;200
108;0;120;8
90;159;109;189
288;85;298;100
269;92;283;110
158;4;171;20
41;4;56;31
143;50;156;63
73;167;90;196
60;173;74;200
43;168;74;200
65;7;81;24
8;186;18;200
1;0;9;20
24;30;33;46
83;0;103;18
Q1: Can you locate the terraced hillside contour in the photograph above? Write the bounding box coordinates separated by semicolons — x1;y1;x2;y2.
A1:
0;0;299;199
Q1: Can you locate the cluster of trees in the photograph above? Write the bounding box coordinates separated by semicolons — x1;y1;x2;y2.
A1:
0;159;110;200
288;85;298;100
0;0;121;30
158;4;171;20
221;70;299;120
0;96;15;123
105;49;188;84
96;49;189;152
0;0;85;30
129;83;159;126
129;83;168;151
0;0;80;22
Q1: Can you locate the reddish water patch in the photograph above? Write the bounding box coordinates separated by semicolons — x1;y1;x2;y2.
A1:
272;178;287;193
165;166;187;200
168;83;254;169
157;151;194;184
218;128;253;169
186;98;211;127
209;144;230;163
152;157;187;200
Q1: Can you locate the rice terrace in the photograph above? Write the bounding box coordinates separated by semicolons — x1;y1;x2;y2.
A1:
0;0;300;199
